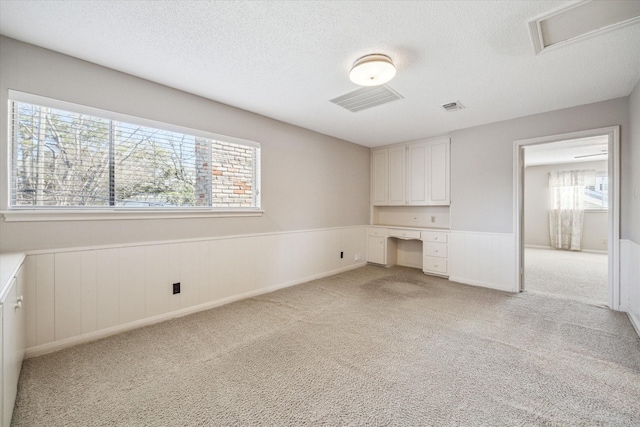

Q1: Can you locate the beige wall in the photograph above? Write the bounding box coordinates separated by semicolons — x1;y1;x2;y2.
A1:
450;97;630;236
0;37;370;252
524;160;608;252
629;79;640;245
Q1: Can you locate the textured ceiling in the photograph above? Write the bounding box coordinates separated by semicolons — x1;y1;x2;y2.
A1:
1;1;639;147
525;136;609;166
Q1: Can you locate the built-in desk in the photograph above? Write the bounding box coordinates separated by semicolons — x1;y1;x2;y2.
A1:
367;226;449;277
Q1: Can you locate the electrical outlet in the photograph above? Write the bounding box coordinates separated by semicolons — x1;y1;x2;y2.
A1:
173;282;180;294
355;252;362;261
602;239;607;245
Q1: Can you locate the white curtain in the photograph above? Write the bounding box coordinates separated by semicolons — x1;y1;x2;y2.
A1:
548;170;595;251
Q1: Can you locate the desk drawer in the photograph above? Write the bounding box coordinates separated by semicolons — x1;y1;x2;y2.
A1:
388;229;421;240
424;242;447;258
423;256;448;275
422;231;448;243
368;228;388;237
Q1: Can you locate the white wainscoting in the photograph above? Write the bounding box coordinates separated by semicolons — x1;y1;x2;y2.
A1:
620;239;640;336
23;226;366;358
448;231;517;293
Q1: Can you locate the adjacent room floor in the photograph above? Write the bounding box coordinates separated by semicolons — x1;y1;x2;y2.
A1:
524;247;608;306
12;265;640;426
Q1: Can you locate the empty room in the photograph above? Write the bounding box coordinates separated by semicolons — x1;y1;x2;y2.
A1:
0;1;639;426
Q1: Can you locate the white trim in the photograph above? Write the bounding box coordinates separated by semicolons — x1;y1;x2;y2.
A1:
628;312;640;339
23;225;366;255
450;230;512;237
24;261;367;358
524;245;607;255
2;209;264;222
528;1;640;55
514;126;621;310
524;244;552;250
448;276;513;293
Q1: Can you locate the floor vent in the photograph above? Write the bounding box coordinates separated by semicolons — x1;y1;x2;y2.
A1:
330;85;403;113
441;101;465;112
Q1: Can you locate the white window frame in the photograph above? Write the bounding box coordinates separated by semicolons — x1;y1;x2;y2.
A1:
3;90;263;222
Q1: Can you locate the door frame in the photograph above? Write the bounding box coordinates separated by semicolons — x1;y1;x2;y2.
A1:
513;126;620;310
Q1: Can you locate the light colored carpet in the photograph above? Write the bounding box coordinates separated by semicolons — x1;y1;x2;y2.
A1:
12;266;640;426
525;247;608;306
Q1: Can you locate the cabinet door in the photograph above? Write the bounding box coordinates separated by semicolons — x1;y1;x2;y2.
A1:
367;235;387;265
427;138;450;205
371;148;388;206
407;142;428;205
388;146;406;205
3;266;24;427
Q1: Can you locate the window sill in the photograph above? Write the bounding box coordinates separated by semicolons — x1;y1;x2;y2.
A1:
584;208;608;213
1;209;264;222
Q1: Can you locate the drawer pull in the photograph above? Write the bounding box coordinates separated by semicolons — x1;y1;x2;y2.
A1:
434;249;439;253
434;237;439;240
434;264;438;268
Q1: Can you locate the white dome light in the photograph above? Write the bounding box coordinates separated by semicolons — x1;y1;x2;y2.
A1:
349;54;396;86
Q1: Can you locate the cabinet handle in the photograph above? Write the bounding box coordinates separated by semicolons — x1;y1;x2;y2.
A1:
434;237;439;240
434;264;438;268
17;295;24;303
434;249;439;253
15;301;22;310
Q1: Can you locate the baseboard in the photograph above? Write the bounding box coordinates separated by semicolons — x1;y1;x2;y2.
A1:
448;276;514;293
25;261;367;358
525;244;606;254
627;311;640;339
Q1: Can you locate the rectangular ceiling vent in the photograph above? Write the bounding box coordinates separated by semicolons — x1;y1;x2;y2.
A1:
529;0;640;54
330;85;403;113
441;101;464;112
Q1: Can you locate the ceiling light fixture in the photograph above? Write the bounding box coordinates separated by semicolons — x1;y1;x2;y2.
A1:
349;54;396;86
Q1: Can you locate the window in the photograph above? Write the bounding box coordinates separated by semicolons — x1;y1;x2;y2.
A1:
9;92;260;213
584;171;608;210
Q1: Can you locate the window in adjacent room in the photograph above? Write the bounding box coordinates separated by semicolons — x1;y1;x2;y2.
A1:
584;170;608;210
9;92;260;211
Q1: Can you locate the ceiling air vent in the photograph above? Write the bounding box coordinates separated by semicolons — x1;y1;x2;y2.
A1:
441;101;464;112
330;85;403;113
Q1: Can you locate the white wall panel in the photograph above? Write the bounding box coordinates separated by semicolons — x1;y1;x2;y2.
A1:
180;241;208;309
621;239;640;335
118;247;146;324
35;254;55;346
203;240;219;303
23;255;36;349
54;252;83;340
145;244;172;318
95;249;119;330
80;251;98;335
23;227;367;357
449;231;516;292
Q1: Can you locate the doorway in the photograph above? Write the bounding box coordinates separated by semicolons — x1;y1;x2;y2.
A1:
514;127;620;310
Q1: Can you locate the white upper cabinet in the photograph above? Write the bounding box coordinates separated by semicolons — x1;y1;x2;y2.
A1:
426;138;450;205
371;137;450;206
388;146;406;205
371;148;389;206
407;142;428;205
